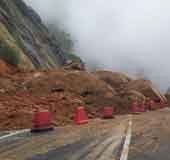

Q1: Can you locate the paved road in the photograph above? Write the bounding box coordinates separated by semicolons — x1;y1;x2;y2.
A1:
0;120;127;160
3;108;170;160
0;132;9;137
128;108;170;160
30;132;122;160
129;136;170;160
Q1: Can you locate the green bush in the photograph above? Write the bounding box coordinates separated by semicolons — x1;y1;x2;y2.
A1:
0;40;20;66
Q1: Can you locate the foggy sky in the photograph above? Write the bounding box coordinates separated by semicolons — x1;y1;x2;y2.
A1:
24;0;170;91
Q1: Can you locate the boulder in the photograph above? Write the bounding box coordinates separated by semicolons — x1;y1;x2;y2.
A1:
64;60;85;71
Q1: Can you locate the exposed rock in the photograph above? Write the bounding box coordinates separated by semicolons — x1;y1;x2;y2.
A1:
0;0;72;69
64;60;86;71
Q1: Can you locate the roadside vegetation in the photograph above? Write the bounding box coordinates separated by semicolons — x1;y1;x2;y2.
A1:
47;23;81;62
0;40;20;66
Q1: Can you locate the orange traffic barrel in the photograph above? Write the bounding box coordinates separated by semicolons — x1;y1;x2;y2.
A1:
138;101;146;112
102;106;113;119
74;106;88;125
129;102;140;114
148;100;156;110
31;110;54;132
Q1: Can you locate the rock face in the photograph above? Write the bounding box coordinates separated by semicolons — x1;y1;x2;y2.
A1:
0;0;68;69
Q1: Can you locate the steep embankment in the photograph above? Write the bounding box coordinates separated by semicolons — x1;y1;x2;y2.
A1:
0;0;69;70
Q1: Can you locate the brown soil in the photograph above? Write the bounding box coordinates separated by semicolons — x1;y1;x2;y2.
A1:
0;59;11;75
93;70;131;92
0;69;124;130
125;79;158;100
0;68;165;130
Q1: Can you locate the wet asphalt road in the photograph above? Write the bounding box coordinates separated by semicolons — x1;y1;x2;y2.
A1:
29;135;121;160
129;137;170;160
2;110;170;160
0;122;126;160
1;110;170;160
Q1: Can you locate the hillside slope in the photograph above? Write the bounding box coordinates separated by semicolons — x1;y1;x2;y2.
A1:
0;0;72;70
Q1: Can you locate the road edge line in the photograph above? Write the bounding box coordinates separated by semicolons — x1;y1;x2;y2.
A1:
119;120;132;160
0;129;30;140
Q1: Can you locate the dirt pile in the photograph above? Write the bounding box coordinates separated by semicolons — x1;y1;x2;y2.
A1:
94;70;131;92
124;90;146;102
126;79;156;98
0;69;124;130
0;91;80;130
22;70;116;96
93;71;165;104
0;69;165;130
125;79;167;102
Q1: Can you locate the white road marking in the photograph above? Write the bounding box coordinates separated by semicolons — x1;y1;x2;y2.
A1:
120;120;132;160
98;137;122;160
0;129;30;141
83;135;119;160
69;138;100;160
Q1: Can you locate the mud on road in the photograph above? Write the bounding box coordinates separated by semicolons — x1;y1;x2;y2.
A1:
129;108;170;160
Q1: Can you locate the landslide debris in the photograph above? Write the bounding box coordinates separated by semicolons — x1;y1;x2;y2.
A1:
0;69;119;130
0;59;11;75
126;79;167;102
0;68;165;130
94;70;131;92
94;71;166;103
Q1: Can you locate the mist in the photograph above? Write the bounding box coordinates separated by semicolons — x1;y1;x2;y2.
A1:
24;0;170;91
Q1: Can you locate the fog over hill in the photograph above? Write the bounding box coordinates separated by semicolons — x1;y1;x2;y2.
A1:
24;0;170;92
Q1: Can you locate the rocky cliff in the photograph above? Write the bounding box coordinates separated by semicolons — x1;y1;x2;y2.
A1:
0;0;69;70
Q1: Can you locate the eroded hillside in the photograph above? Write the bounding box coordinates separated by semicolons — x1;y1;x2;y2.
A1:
0;0;74;70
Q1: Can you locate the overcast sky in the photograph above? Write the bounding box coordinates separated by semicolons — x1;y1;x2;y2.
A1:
24;0;170;91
